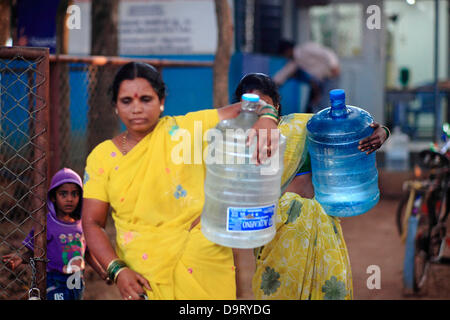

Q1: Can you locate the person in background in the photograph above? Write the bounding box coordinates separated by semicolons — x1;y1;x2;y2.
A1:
233;73;389;300
274;40;340;114
2;168;107;300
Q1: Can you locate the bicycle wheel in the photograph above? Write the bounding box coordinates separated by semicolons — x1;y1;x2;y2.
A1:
403;214;430;295
413;248;429;294
414;215;432;294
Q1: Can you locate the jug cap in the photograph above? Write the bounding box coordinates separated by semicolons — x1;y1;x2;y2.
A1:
330;89;345;101
242;93;260;102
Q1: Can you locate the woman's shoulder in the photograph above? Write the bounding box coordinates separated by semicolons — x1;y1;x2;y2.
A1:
161;109;219;131
88;139;116;157
172;109;218;122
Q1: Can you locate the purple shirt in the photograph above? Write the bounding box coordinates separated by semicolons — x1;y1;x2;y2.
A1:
23;168;86;274
23;211;86;274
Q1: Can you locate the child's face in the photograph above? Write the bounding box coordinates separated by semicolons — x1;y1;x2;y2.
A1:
52;183;81;216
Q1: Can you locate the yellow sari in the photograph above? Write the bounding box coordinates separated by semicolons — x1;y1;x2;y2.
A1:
252;113;353;300
83;109;236;300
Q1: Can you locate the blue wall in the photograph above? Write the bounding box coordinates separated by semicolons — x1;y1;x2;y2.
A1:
62;53;304;136
123;53;303;117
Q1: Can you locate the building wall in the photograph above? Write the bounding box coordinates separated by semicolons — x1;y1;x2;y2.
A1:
385;0;448;87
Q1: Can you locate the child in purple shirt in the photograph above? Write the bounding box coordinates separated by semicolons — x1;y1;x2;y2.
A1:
2;168;107;300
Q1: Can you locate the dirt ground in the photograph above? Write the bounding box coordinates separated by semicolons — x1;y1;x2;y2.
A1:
341;196;450;300
82;196;450;300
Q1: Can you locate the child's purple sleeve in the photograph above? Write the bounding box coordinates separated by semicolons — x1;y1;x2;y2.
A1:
22;229;35;251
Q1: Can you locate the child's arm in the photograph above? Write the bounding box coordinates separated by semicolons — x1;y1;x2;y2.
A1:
2;248;33;270
85;248;111;284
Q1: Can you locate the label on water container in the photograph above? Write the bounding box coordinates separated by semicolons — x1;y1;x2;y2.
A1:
226;205;275;232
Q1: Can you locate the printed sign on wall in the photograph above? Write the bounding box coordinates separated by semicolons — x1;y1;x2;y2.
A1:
119;0;218;55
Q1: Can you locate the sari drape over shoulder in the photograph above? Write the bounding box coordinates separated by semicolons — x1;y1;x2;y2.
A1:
83;110;236;300
252;113;353;300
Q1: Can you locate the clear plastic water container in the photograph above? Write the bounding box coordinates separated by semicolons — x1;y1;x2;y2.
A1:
201;93;286;248
384;126;410;171
306;89;380;217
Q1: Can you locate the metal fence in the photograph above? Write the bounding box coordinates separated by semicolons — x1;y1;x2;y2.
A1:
0;48;213;300
0;46;50;300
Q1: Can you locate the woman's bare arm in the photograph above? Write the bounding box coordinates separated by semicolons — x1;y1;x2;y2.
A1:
82;199;117;268
82;198;151;299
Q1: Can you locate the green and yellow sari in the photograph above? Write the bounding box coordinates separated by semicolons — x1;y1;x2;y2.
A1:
252;113;353;300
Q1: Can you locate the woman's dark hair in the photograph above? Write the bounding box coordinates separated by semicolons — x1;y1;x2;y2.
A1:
111;62;166;104
234;73;282;115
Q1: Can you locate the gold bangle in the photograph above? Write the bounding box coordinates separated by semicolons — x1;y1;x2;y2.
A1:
107;259;127;281
260;114;279;124
106;259;122;272
114;266;128;283
260;113;278;120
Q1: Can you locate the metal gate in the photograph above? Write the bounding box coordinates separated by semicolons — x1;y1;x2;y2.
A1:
0;47;49;300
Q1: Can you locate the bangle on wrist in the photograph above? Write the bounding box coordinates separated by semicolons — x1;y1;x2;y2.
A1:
260;112;278;118
381;126;390;140
106;259;127;283
260;114;279;124
113;266;128;283
259;104;278;115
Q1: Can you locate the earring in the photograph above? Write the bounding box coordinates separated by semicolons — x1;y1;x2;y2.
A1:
160;105;164;112
115;109;118;115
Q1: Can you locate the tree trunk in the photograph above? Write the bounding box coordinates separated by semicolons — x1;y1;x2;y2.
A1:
88;0;119;153
213;0;233;107
56;0;72;54
0;0;11;45
52;0;72;172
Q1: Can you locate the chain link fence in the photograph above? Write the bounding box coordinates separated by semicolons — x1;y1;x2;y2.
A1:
1;49;212;300
0;46;49;300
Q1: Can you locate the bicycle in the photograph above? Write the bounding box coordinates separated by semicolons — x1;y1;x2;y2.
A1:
396;126;450;295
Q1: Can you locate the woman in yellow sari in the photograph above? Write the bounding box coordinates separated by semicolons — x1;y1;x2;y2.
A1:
233;73;389;300
81;63;279;300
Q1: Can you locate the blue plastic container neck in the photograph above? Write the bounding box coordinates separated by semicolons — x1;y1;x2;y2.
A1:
329;89;348;118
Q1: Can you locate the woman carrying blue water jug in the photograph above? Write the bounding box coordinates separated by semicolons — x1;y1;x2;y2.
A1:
233;73;389;300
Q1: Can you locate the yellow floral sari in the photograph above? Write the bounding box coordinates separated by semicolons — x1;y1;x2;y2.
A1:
252;113;353;300
83;109;236;300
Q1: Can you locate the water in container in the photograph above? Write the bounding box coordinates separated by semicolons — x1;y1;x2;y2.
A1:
306;89;380;217
384;126;410;171
201;93;286;248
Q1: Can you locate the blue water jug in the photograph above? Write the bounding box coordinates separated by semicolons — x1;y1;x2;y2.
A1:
306;89;380;217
